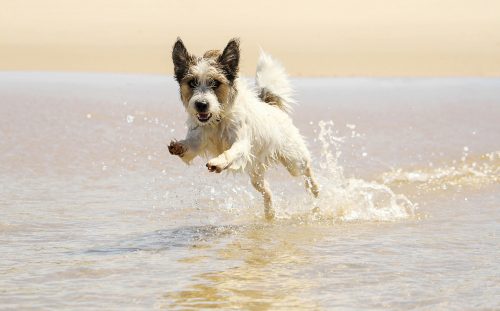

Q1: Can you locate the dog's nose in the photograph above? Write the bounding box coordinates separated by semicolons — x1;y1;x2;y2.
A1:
195;101;209;112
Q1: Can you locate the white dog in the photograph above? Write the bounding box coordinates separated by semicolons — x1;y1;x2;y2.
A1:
168;38;319;219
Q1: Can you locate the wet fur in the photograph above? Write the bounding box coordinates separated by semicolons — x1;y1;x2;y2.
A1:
168;38;319;220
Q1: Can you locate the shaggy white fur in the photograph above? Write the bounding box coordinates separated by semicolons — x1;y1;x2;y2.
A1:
169;40;319;219
256;51;296;112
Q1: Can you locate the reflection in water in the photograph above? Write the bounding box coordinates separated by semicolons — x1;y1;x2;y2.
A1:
164;224;324;310
84;225;243;255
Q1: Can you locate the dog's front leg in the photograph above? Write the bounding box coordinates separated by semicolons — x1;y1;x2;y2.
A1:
206;139;250;173
168;128;203;164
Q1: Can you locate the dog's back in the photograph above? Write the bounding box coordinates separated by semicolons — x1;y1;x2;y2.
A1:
256;52;296;113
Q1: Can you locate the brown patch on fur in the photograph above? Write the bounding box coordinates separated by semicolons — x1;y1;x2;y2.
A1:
214;82;231;107
203;50;221;59
260;88;286;110
179;83;193;107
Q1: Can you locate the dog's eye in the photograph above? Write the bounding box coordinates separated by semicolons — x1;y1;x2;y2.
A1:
188;79;197;88
210;80;221;89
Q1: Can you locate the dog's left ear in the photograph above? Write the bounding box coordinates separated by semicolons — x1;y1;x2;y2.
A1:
218;38;240;82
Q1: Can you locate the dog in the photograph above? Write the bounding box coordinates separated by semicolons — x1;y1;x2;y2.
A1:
168;38;319;220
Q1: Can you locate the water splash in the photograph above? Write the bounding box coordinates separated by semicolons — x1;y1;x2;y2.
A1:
305;120;416;222
165;120;418;223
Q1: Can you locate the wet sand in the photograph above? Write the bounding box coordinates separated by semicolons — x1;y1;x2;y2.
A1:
0;73;499;309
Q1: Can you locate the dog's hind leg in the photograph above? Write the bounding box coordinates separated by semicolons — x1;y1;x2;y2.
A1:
280;157;319;198
304;164;320;198
250;166;275;220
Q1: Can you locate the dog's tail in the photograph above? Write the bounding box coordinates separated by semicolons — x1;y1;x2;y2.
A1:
255;51;295;113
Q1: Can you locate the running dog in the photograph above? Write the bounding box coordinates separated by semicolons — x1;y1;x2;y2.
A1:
168;38;319;219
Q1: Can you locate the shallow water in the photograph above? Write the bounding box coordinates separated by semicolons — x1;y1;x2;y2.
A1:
0;73;499;310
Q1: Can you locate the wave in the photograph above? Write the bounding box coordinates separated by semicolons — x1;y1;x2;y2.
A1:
381;151;499;192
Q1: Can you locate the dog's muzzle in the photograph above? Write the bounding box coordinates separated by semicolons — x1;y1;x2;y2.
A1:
195;101;212;122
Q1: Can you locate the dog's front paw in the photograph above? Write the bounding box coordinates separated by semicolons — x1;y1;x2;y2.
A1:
206;157;228;173
168;140;187;157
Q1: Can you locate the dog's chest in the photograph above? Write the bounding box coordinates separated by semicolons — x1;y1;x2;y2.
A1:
204;125;232;155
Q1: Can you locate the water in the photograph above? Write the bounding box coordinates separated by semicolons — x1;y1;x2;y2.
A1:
0;73;499;310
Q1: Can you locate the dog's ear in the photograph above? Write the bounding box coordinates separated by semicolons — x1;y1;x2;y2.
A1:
218;38;240;82
172;37;192;83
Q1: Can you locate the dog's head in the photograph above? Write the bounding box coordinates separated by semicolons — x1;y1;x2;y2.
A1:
172;38;240;126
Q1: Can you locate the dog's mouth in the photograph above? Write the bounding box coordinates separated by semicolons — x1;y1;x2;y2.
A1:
197;112;212;123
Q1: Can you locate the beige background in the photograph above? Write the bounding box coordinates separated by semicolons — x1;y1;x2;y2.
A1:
1;0;499;76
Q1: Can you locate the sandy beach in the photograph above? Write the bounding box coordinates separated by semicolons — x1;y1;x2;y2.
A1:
1;0;500;76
